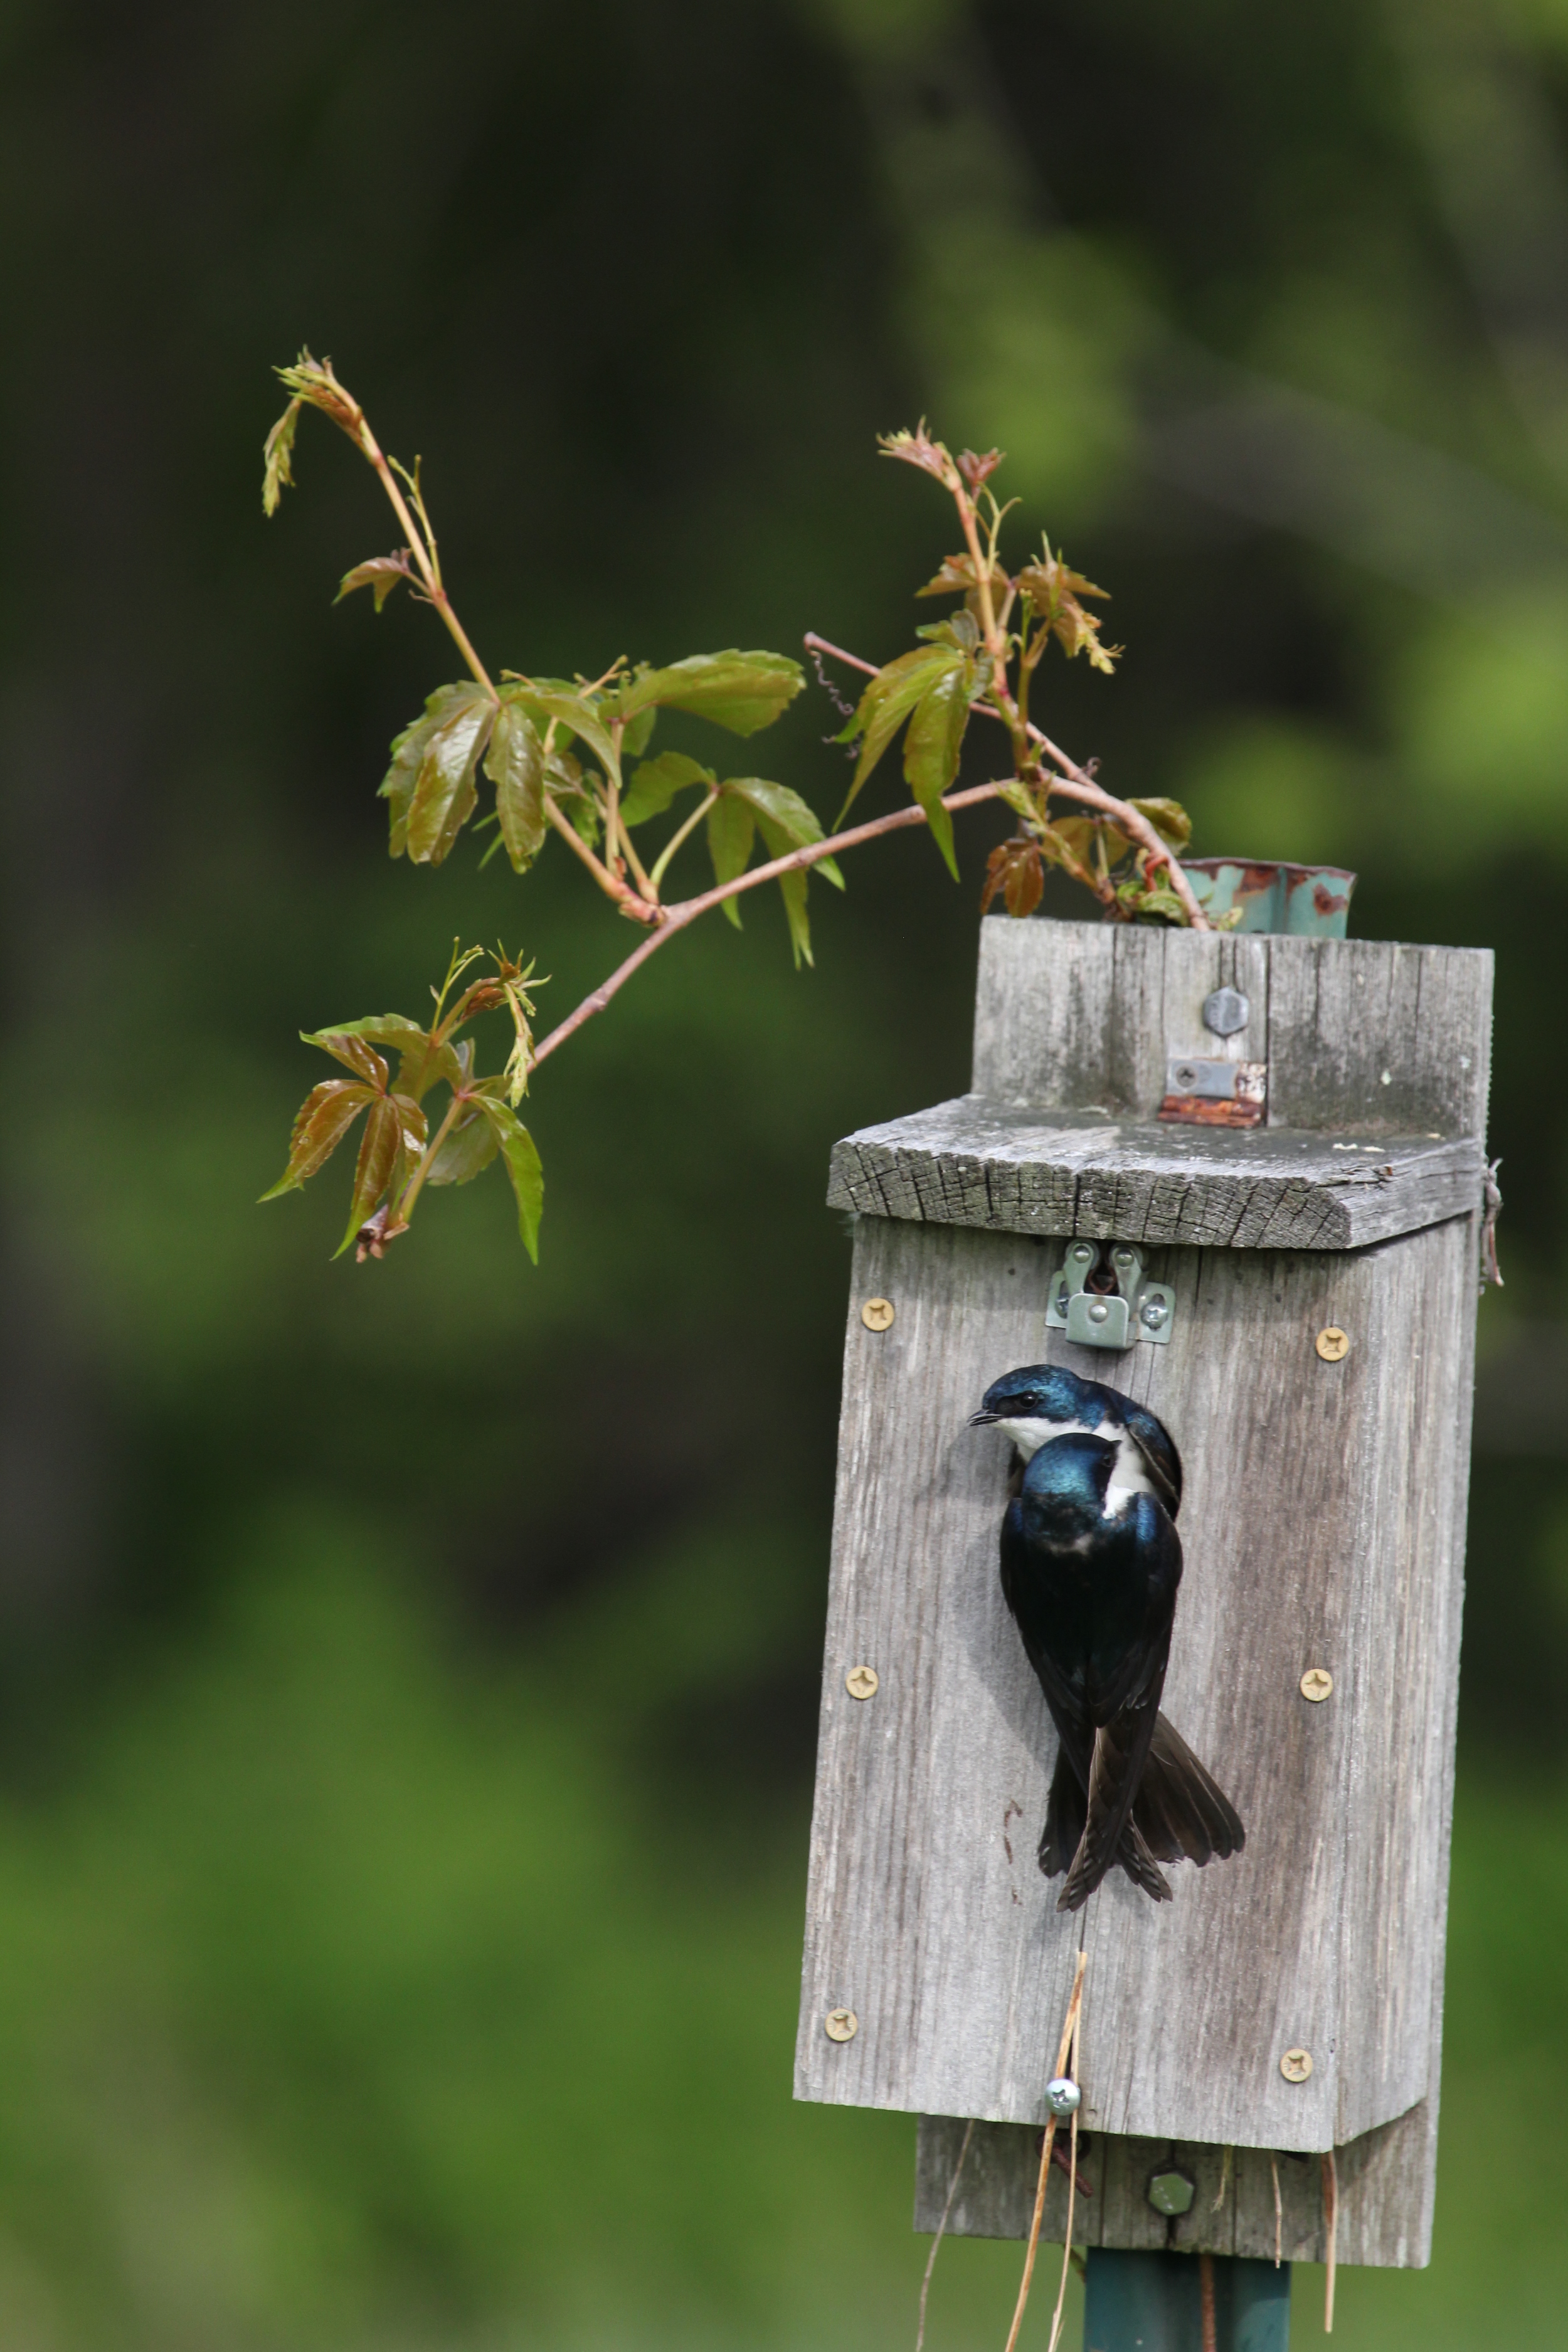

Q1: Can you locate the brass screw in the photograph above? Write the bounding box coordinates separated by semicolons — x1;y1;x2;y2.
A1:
845;1665;879;1701
861;1297;895;1332
1300;1668;1334;1703
824;2008;859;2043
1315;1325;1349;1362
1279;2048;1313;2084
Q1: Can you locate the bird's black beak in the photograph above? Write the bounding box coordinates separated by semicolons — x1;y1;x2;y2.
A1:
968;1408;1000;1427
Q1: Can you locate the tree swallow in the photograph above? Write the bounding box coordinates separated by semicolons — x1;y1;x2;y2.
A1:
971;1364;1244;1911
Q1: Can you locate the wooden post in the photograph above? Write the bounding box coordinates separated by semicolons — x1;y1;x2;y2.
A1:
795;918;1491;2313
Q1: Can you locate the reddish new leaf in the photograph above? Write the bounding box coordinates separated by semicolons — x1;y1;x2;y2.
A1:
306;1031;389;1086
335;1095;403;1259
259;1080;375;1199
335;551;415;612
981;838;1045;920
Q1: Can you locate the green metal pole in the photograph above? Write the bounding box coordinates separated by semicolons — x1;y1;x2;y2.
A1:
1083;2249;1290;2351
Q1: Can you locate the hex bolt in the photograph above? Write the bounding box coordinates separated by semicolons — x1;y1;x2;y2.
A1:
1147;2167;1196;2217
1044;2076;1081;2117
1203;986;1251;1037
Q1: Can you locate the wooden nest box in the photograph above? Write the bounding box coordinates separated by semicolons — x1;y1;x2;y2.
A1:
795;915;1493;2270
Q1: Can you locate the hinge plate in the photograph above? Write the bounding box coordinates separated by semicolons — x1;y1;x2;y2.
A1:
1046;1241;1175;1349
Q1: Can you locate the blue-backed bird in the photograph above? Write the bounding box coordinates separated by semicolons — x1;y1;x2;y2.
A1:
970;1363;1244;1911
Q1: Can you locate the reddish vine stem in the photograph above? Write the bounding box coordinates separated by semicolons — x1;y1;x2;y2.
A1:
803;632;1210;932
531;780;1002;1069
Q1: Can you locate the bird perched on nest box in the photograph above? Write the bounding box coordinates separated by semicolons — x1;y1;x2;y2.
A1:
970;1364;1244;1912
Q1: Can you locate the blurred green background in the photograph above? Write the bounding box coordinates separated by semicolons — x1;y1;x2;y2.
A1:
1;0;1566;2344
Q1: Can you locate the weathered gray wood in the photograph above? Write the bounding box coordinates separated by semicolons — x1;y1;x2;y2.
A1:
794;1212;1473;2176
916;2100;1436;2267
827;1098;1483;1251
970;919;1491;1140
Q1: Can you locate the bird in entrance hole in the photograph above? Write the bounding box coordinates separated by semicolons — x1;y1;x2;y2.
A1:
970;1363;1244;1912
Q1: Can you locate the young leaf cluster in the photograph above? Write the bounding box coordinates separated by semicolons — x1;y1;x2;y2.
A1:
262;946;544;1262
259;364;1212;1269
839;423;1206;928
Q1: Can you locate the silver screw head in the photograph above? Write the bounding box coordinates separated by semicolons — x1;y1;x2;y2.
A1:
1141;1299;1167;1328
1147;2166;1196;2217
1203;985;1250;1037
1071;1243;1094;1263
1088;1300;1110;1323
1174;1062;1197;1088
1044;2076;1081;2118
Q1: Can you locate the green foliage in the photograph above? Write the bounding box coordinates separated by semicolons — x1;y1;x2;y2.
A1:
262;946;543;1261
611;649;806;736
262;367;1199;1265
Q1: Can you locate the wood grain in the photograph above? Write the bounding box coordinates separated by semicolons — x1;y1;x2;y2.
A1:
914;2100;1437;2267
798;917;1488;2270
794;1214;1473;2169
970;918;1491;1140
827;1098;1483;1253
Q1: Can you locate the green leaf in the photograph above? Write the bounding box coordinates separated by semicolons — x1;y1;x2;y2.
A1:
901;657;974;879
484;699;548;872
717;776;844;960
751;814;815;967
477;1102;544;1260
706;792;756;929
262;397;302;516
613;650;804;737
1128;796;1192;852
835;645;962;822
334;551;414;612
621;706;657;760
379;684;490;859
423;1105;502;1187
405;687;495;865
259;1079;374;1198
526;690;620;781
621;751;714;829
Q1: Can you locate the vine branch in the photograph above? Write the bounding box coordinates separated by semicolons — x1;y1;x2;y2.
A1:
803;633;1209;932
531;779;1003;1068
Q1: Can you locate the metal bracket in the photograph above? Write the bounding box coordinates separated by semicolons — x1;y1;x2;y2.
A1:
1046;1241;1175;1350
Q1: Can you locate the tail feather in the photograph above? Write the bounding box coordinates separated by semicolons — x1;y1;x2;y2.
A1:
1037;1713;1242;1905
1057;1695;1162;1912
1041;1744;1172;1900
1133;1714;1245;1865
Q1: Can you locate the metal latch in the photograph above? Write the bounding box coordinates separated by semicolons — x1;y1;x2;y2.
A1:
1158;1056;1266;1129
1046;1241;1175;1350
